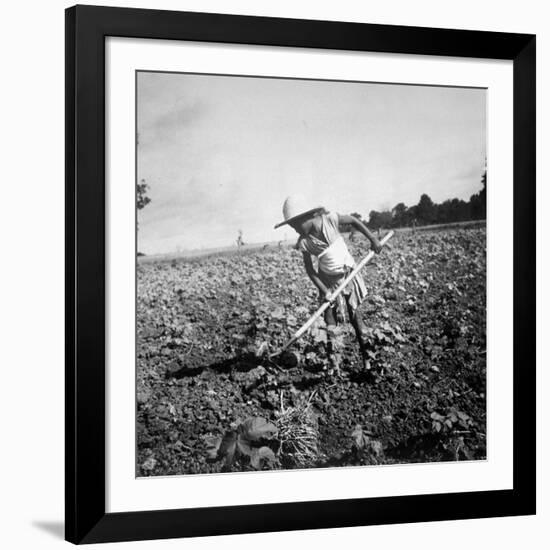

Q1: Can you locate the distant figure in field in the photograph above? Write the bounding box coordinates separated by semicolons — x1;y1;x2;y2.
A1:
236;230;245;251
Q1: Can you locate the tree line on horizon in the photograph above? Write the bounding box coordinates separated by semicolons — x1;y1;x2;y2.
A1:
352;168;487;231
137;167;487;255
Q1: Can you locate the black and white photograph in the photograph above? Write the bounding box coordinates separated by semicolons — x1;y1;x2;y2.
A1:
0;0;544;546
136;70;487;477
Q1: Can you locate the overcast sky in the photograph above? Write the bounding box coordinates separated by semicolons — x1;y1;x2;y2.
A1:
137;71;486;254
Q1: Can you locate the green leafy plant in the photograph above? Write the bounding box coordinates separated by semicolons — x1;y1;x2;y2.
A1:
430;408;473;433
351;424;384;463
205;417;278;471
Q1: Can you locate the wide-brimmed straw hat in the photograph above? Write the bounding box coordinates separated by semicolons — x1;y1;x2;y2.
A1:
274;195;325;229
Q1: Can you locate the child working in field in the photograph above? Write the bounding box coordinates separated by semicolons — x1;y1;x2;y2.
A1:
275;195;382;369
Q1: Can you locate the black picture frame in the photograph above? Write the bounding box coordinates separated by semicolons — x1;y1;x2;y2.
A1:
65;4;536;544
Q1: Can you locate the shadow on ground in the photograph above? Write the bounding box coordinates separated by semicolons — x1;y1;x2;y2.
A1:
165;352;279;379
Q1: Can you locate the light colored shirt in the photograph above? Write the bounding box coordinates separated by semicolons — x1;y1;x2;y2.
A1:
298;212;356;276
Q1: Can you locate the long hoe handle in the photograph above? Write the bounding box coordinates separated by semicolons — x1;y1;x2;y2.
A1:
270;230;394;358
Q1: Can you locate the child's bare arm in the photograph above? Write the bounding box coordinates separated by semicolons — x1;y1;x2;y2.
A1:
339;214;383;253
302;252;331;299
